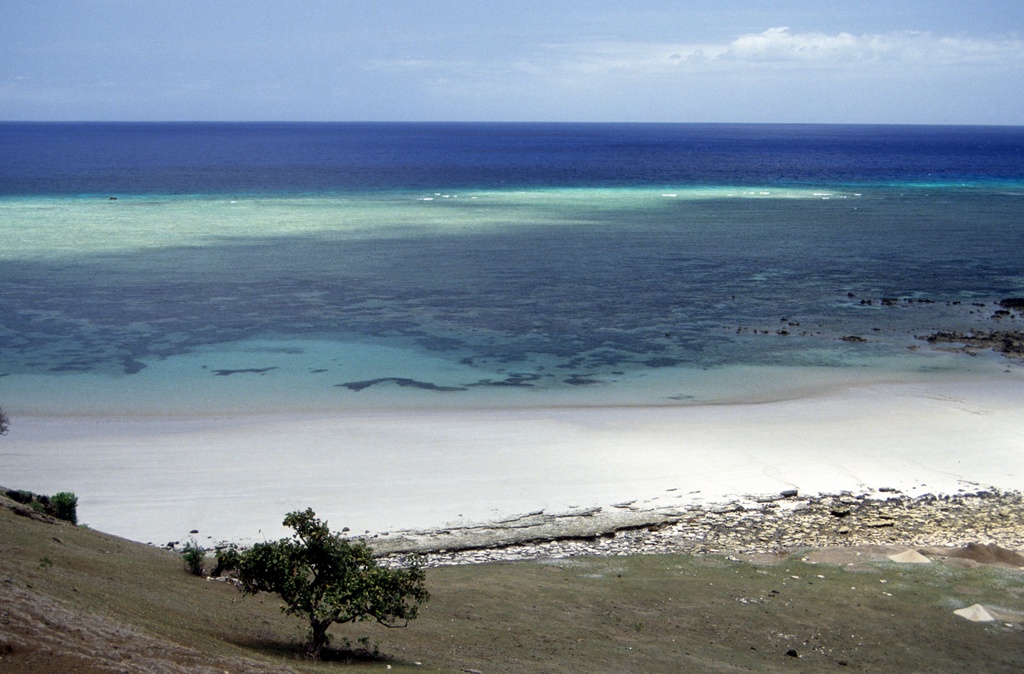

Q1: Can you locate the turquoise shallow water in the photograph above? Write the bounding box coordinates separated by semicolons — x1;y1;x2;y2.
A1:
0;186;867;260
4;336;1012;417
2;184;1022;416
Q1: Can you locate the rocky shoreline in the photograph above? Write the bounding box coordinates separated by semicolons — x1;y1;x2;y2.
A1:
375;488;1024;567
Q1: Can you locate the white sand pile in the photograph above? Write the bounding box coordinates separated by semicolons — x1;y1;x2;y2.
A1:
888;549;932;564
953;604;997;622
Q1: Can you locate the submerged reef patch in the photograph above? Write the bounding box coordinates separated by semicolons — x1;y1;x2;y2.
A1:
338;377;467;392
562;374;603;386
211;367;278;376
918;330;1024;359
467;372;545;388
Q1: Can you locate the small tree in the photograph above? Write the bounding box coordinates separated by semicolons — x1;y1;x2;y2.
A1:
0;406;9;436
237;508;429;660
50;492;78;525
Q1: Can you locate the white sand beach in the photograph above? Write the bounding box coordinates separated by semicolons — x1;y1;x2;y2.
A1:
2;373;1023;547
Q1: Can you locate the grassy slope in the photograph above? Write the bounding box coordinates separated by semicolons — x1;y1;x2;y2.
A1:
3;499;1024;673
0;500;306;673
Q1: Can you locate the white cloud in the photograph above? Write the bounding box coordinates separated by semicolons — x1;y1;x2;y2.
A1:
722;27;862;63
366;28;1024;84
552;27;1024;73
347;26;1024;124
726;27;1024;66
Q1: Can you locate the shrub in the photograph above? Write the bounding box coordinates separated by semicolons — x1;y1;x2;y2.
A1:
50;492;78;524
181;539;206;576
0;406;8;435
7;489;34;504
211;544;241;577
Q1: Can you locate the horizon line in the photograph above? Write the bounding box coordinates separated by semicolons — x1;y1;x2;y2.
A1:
2;119;1023;129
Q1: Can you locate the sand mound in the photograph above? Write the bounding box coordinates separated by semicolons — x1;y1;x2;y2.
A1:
888;549;931;564
947;543;1024;567
953;604;997;622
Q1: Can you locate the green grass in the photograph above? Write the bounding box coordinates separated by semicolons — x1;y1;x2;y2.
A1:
3;501;1024;673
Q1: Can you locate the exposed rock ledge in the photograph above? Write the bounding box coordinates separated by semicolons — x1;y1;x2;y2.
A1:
918;330;1024;359
374;489;1024;567
373;505;682;557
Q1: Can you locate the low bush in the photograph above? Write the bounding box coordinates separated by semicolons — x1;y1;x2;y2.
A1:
50;492;78;525
6;489;34;505
181;539;206;576
211;544;241;577
4;488;78;525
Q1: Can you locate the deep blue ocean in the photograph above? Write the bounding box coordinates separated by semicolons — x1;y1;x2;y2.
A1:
1;123;1023;414
4;123;1024;195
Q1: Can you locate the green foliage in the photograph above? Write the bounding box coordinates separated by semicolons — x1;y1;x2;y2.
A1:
50;492;78;525
181;539;206;576
6;489;34;505
211;544;241;577
237;508;429;660
3;488;77;525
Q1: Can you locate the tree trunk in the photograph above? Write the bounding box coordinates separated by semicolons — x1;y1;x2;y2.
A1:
306;619;332;660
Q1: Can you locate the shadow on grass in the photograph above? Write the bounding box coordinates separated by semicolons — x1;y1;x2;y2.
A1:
227;635;394;664
319;645;393;664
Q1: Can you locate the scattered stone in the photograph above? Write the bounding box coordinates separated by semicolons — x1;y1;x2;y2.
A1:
374;489;1024;568
862;519;896;528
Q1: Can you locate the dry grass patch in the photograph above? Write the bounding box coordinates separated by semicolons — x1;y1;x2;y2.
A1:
4;497;1024;673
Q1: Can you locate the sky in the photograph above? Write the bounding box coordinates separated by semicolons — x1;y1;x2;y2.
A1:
1;0;1022;124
